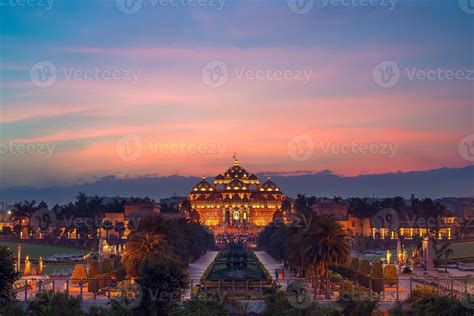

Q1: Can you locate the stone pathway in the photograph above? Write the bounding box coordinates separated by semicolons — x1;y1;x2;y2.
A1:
254;251;299;291
184;251;218;299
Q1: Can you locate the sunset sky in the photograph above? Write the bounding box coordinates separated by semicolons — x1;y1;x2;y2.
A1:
0;0;473;189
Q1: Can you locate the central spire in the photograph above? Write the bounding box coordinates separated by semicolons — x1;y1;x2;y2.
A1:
233;152;239;166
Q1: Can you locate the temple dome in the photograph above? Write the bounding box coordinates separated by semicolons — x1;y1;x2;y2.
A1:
193;177;214;191
261;177;280;191
224;159;249;179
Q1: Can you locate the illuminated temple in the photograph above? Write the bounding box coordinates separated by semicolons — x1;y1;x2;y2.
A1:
187;158;286;231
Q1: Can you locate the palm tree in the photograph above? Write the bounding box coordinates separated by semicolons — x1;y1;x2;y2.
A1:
442;244;454;273
136;213;166;234
306;215;350;299
11;201;37;271
101;219;113;238
434;242;454;273
114;221;126;239
301;230;322;298
123;232;176;277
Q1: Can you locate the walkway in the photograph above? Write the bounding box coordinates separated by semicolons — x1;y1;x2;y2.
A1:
254;251;299;291
184;251;218;299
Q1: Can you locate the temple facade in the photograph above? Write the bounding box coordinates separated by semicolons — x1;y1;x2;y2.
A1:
187;158;286;230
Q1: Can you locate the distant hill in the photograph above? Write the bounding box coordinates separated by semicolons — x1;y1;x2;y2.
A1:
0;166;472;206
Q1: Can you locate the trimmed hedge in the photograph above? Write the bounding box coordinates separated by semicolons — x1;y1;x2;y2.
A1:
384;264;398;287
88;260;101;278
369;263;384;293
102;258;113;273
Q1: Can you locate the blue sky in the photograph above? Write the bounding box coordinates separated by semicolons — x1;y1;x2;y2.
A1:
0;0;473;188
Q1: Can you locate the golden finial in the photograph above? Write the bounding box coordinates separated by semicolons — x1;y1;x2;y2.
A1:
233;153;239;165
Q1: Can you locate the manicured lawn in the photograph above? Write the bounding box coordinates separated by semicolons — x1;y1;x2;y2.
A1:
0;240;86;259
446;240;474;260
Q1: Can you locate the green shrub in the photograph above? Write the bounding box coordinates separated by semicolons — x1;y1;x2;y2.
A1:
359;274;372;288
338;292;379;316
357;260;370;285
358;260;370;274
89;260;102;278
97;274;106;289
330;274;342;284
170;297;227;316
70;264;88;285
384;264;398;287
349;269;359;281
102;258;113;273
408;286;471;316
27;291;82;316
88;277;99;293
370;263;384;293
0;302;26;316
338;280;353;297
113;255;122;269
407;286;439;304
350;257;359;270
112;266;126;282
